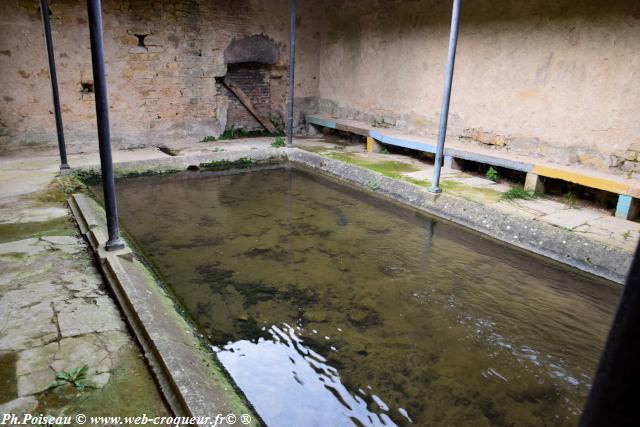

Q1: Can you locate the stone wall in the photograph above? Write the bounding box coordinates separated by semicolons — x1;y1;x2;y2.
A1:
2;0;639;172
316;0;640;173
0;0;321;153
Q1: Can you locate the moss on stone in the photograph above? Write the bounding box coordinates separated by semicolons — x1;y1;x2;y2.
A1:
199;157;253;171
0;352;17;403
299;145;334;153
325;152;502;203
441;180;502;203
34;344;169;418
74;170;102;186
0;218;76;243
328;153;420;179
34;175;86;205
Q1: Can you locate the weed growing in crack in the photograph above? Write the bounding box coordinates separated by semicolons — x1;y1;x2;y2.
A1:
564;191;578;209
501;188;536;201
486;167;500;182
52;365;89;390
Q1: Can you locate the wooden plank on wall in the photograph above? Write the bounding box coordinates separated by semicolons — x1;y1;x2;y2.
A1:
222;76;278;134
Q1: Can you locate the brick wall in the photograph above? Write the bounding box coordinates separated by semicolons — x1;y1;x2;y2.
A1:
0;0;322;153
219;63;272;132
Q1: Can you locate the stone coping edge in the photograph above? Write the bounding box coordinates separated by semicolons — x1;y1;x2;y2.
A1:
287;148;630;284
74;146;630;283
68;193;259;427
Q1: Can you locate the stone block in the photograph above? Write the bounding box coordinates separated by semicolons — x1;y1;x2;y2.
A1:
366;137;383;153
615;195;640;220
443;155;463;171
524;172;545;193
462;127;508;147
622;161;636;172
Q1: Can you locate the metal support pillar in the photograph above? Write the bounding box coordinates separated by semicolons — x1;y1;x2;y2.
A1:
39;0;70;170
429;0;462;193
580;243;640;426
286;0;297;148
87;0;124;251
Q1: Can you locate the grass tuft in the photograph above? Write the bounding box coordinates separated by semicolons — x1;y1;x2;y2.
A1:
564;191;578;209
271;136;286;148
501;188;536;201
486;167;500;182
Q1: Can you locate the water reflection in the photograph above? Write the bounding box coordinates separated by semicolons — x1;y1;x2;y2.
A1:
109;168;622;426
214;323;407;426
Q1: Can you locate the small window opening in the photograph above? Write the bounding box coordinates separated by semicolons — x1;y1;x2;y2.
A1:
135;34;147;48
81;82;94;94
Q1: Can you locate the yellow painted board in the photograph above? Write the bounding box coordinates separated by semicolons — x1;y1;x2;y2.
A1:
366;137;374;153
533;165;629;195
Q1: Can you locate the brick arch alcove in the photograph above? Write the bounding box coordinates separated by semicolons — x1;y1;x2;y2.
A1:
218;35;280;133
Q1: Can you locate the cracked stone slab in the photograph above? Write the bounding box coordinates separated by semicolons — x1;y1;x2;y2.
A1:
55;297;126;338
60;271;102;292
16;332;131;396
492;201;539;220
0;238;50;257
17;367;55;397
580;215;640;235
0;396;38;415
510;198;568;216
52;332;128;375
0;301;58;351
0;207;68;225
16;342;58;377
537;209;604;230
457;177;499;187
1;281;68;311
40;236;80;246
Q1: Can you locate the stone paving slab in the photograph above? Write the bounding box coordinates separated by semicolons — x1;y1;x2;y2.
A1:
505;198;568;216
0;157;168;417
537;209;604;230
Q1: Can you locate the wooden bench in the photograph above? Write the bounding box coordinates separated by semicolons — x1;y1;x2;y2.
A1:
307;114;640;220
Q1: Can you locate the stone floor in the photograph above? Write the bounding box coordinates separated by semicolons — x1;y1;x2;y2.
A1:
0;156;168;417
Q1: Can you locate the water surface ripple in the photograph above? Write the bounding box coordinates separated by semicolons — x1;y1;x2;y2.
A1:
110;168;621;427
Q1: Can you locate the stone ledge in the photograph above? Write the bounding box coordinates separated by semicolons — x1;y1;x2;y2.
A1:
73;147;286;176
75;145;631;284
287;148;631;284
68;194;259;427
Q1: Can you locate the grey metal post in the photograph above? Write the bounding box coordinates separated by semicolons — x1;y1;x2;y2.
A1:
429;0;462;193
39;0;70;170
286;0;297;147
87;0;124;251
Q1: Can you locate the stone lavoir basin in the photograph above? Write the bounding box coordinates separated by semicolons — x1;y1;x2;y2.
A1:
103;166;620;427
